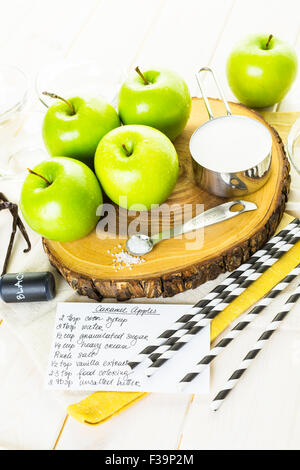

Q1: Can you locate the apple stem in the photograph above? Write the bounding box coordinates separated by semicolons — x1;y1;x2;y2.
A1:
42;91;75;114
265;34;273;49
135;66;150;85
27;168;51;186
122;144;131;157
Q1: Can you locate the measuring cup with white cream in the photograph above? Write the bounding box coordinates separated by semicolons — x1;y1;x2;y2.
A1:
190;67;272;198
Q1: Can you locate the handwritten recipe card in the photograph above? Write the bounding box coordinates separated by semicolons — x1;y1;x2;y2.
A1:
46;303;210;394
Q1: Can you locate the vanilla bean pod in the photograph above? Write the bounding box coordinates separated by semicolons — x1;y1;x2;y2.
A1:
0;193;31;275
0;193;31;253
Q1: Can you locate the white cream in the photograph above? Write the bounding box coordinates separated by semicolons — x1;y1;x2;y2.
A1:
190;116;272;173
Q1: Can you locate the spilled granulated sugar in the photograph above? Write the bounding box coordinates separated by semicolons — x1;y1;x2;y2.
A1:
108;245;146;271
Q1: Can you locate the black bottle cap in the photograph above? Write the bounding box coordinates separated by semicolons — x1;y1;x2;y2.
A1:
0;272;56;303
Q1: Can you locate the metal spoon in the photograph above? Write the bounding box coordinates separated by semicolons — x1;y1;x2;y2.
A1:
126;200;257;256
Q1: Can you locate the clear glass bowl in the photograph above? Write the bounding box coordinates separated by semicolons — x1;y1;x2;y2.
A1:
0;65;28;121
287;117;300;175
0;109;47;182
0;65;29;164
286;118;300;216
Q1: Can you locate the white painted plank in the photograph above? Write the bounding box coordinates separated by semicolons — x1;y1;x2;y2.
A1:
0;0;37;45
51;0;168;106
66;0;167;71
0;0;101;79
179;325;300;449
133;0;236;95
0;322;65;450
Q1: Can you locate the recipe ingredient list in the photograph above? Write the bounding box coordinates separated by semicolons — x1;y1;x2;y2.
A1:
46;302;210;394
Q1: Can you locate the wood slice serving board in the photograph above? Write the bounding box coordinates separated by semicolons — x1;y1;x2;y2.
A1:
43;98;290;301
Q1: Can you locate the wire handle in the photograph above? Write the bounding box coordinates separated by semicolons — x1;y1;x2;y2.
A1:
195;67;232;120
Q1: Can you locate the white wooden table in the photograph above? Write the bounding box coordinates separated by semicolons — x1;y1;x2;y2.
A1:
1;0;300;450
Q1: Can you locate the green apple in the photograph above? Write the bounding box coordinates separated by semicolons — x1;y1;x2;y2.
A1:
226;34;298;108
20;157;103;242
118;67;191;141
94;124;179;210
42;92;121;168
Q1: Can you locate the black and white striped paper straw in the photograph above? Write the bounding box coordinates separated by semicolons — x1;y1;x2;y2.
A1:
148;225;300;358
145;228;300;376
211;283;300;411
128;220;299;370
179;263;300;388
147;227;300;359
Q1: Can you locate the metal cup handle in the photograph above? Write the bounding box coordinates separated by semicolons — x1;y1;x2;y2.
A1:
195;67;232;120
